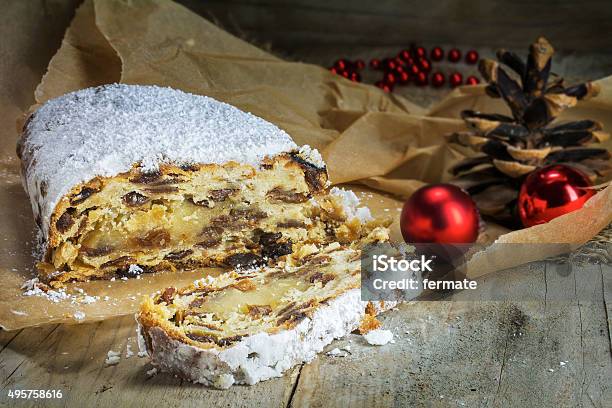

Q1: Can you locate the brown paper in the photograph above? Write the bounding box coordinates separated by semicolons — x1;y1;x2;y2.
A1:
1;0;610;330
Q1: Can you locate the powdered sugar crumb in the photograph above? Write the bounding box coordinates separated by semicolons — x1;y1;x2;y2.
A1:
10;310;28;316
22;278;69;303
105;350;121;366
125;343;134;358
21;84;299;244
73;311;86;321
363;329;394;346
22;277;100;305
330;187;373;223
326;347;348;357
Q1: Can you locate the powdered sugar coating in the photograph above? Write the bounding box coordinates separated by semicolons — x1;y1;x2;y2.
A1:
139;291;395;388
19;84;300;242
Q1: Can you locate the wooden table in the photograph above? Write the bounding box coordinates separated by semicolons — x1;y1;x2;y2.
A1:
1;261;610;407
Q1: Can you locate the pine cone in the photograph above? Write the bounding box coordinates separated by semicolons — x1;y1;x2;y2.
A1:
447;37;611;226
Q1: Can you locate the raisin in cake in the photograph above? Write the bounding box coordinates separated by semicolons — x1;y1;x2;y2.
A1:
18;84;380;286
137;226;392;389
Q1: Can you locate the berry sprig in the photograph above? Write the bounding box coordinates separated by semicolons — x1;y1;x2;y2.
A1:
329;46;482;93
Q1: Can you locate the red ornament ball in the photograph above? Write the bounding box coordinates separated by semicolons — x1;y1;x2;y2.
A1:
409;64;421;76
370;58;382;70
414;46;427;58
449;72;463;87
375;80;393;93
465;75;480;85
431;72;445;87
430;47;444;61
418;58;432;73
349;71;361;82
355;59;366;70
400;184;479;243
518;165;595;228
415;71;428;86
465;50;479;64
448;48;462;62
341;71;351;79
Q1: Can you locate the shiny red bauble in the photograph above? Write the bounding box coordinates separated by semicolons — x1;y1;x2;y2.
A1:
465;75;480;85
518;165;595;228
448;49;462;62
430;47;444;61
400;184;479;243
449;72;463;87
409;64;420;76
370;58;382;69
465;50;479;64
355;59;366;70
431;72;445;87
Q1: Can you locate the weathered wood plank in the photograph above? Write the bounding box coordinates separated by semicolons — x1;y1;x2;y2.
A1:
289;261;612;408
178;0;612;52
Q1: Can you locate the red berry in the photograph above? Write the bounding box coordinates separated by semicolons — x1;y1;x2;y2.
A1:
383;58;398;71
384;71;397;84
430;47;444;61
418;58;432;73
398;49;411;61
409;64;420;75
350;71;362;82
341;71;351;79
355;59;366;70
370;58;382;69
334;59;349;71
415;46;427;58
431;72;445;87
329;67;338;74
466;75;480;85
448;49;461;62
415;72;428;86
465;50;479;64
395;65;406;74
394;56;405;66
449;72;463;87
375;80;393;93
398;71;410;84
